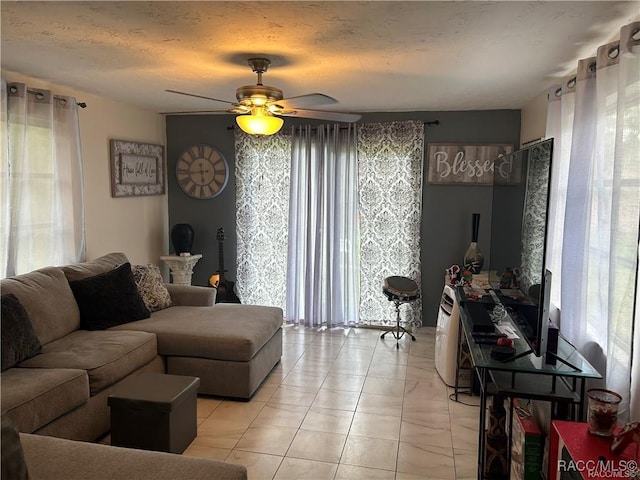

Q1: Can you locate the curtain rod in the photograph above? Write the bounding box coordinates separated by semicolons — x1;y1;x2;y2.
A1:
10;86;87;108
26;89;87;109
226;125;355;132
226;120;440;131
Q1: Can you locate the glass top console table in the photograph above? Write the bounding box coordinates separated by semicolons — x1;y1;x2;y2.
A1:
454;287;602;479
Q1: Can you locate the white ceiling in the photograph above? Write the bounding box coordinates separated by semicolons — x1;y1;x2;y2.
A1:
1;1;639;114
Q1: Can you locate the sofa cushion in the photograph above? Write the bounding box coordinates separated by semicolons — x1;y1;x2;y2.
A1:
113;304;283;362
69;262;151;331
17;330;158;395
165;284;216;306
132;264;173;312
1;294;42;371
1;415;29;480
1;368;89;433
60;252;129;282
0;267;81;345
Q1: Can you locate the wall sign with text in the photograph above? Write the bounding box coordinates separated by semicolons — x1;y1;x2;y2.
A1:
427;143;517;185
110;139;165;197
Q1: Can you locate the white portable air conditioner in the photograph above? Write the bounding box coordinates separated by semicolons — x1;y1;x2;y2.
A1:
435;284;461;387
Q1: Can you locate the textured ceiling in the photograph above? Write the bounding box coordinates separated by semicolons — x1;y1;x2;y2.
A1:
1;1;639;114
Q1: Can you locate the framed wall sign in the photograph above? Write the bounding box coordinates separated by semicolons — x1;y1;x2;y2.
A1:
427;143;518;185
110;139;165;197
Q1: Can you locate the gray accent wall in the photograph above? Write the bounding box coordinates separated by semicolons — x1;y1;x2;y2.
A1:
166;110;521;326
166;115;240;290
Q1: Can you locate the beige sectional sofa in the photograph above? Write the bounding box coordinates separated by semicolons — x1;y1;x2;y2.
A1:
0;252;283;445
2;414;247;480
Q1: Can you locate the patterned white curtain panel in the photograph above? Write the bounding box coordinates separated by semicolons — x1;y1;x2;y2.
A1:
234;132;291;309
357;121;424;328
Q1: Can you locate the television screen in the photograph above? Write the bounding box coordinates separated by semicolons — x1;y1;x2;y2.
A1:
489;139;553;357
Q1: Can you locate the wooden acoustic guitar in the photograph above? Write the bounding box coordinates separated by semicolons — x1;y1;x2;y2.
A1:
208;228;241;304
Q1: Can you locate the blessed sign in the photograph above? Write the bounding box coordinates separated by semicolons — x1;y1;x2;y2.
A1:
427;144;518;185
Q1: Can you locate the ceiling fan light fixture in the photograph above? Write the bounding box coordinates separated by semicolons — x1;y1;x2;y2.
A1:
236;108;284;136
249;94;268;106
167;57;358;123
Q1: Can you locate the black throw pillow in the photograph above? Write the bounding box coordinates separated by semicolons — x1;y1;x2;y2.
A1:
68;262;151;331
1;414;29;480
1;294;42;372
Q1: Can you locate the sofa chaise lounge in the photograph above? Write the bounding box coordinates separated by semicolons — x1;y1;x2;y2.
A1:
1;252;283;443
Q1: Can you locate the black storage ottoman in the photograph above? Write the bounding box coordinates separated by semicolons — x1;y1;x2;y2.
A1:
108;372;200;454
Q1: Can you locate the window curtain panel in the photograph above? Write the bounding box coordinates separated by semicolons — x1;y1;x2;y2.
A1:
546;22;640;422
357;120;424;328
545;77;576;308
234;131;291;307
0;81;85;277
287;124;359;327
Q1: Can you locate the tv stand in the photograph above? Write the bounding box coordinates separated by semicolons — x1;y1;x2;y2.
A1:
502;348;582;372
502;347;533;363
454;289;601;480
546;350;582;372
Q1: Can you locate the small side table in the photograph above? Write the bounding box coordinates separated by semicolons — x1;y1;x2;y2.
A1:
108;373;200;454
160;254;202;285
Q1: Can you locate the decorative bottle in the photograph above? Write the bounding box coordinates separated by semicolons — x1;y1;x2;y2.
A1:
171;224;194;255
463;213;484;274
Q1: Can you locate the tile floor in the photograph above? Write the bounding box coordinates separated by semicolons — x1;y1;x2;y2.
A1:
183;325;480;479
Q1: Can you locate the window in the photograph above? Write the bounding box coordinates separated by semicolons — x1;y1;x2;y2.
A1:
1;81;85;277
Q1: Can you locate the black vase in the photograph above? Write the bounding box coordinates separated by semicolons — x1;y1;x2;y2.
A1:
171;224;194;255
463;213;484;274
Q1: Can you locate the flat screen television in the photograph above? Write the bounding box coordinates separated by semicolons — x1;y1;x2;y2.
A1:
489;139;554;358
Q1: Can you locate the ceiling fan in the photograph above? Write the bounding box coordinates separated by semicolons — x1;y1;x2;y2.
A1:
165;57;361;135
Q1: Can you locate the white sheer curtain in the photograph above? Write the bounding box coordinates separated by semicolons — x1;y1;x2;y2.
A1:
1;80;85;277
545;22;639;422
545;78;575;308
287;124;359;327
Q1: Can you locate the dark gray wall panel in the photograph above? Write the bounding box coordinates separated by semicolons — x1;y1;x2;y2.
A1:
166;114;239;287
165;110;521;325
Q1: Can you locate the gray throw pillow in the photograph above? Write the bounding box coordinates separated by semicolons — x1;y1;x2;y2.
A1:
68;262;150;330
1;294;42;371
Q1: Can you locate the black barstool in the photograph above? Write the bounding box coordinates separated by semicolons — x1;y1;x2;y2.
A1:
382;276;420;348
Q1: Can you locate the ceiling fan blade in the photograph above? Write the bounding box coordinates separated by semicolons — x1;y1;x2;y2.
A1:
274;93;338;109
278;108;361;123
160;109;232;115
165;89;237;106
